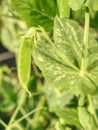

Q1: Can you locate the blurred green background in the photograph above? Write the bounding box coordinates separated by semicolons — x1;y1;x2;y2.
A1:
0;0;98;130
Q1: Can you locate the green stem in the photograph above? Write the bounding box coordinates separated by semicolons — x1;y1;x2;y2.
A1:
13;124;24;130
83;7;90;57
33;96;46;128
0;119;8;128
20;108;32;123
8;90;26;125
6;107;43;130
87;95;98;126
15;107;43;124
80;7;90;76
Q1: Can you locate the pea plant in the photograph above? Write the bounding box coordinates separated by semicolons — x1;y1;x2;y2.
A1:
11;0;98;129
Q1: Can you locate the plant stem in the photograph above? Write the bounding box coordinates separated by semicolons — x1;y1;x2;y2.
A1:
15;107;43;124
80;7;90;76
20;108;32;123
14;124;24;130
87;95;98;127
0;119;8;128
7;107;43;130
8;90;26;126
83;7;90;58
32;96;46;128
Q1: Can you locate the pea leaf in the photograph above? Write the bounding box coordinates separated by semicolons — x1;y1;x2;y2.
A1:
85;0;94;9
18;28;34;96
11;0;58;30
68;0;86;11
43;82;73;109
57;0;70;18
78;107;91;129
85;0;98;11
33;17;98;95
54;108;82;128
93;0;98;11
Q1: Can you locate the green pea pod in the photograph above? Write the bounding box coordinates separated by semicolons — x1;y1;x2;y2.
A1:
18;36;34;97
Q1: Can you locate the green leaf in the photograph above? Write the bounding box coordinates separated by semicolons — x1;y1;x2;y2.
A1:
55;122;67;130
0;0;25;53
18;28;34;96
54;108;82;128
11;0;58;30
44;82;73;109
85;0;93;9
33;17;98;95
0;101;15;112
93;0;98;11
57;0;70;18
68;0;86;11
78;107;91;129
85;0;98;11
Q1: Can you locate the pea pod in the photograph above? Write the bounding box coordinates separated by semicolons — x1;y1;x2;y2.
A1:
18;34;34;97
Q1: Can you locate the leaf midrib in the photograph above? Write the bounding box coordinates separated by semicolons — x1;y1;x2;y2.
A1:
37;48;79;73
16;1;53;21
